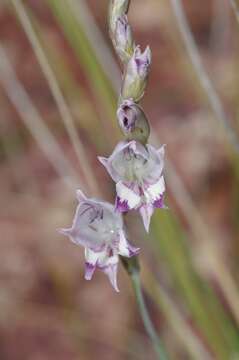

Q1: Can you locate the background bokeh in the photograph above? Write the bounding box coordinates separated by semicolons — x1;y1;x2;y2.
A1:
0;0;239;359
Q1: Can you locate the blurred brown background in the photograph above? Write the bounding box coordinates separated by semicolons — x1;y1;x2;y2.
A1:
0;0;239;359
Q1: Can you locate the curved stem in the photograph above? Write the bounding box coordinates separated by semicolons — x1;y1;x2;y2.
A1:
130;271;169;360
11;0;99;195
169;0;239;154
230;0;239;25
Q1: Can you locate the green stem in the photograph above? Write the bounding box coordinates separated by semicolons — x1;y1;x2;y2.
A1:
121;257;168;360
131;271;169;360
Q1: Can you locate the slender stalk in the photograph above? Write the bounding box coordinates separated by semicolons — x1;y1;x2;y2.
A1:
130;271;168;360
121;257;168;360
141;265;213;360
11;0;98;195
230;0;239;25
169;0;239;154
46;0;117;119
67;0;121;93
0;44;78;190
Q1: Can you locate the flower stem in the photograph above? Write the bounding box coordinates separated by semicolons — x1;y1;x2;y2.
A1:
121;257;168;359
131;271;168;360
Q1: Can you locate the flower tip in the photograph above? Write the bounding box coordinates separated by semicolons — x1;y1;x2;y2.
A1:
98;156;108;167
115;196;130;212
102;264;120;292
139;206;153;233
128;245;140;257
76;189;87;202
158;144;166;156
112;280;120;293
145;45;151;57
58;227;71;236
84;262;96;281
134;247;141;256
111;279;120;292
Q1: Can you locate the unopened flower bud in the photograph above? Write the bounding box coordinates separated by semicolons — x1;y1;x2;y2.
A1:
109;0;130;37
113;15;135;63
117;99;150;144
121;46;152;102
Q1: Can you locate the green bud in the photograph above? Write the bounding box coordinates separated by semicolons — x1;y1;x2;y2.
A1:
117;99;150;144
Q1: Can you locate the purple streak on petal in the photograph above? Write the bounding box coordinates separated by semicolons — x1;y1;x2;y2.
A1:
117;99;137;132
101;264;119;292
115;196;130;212
134;45;151;76
153;195;164;209
84;262;96;280
128;243;140;257
139;204;154;232
116;181;141;210
118;230;139;257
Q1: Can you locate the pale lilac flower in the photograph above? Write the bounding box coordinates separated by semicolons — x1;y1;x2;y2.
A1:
114;15;134;63
98;141;165;232
117;99;150;144
121;45;152;102
59;190;139;292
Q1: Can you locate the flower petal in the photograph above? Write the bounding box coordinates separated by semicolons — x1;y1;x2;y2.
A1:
145;144;165;181
115;196;130;212
84;248;101;280
58;226;88;248
59;203;105;251
97;156;108;168
135;45;152;77
101;263;119;292
118;230;140;257
139;204;154;232
157;144;166;157
98;142;129;183
97;252;120;292
84;262;96;280
153;195;164;209
76;189;87;202
144;176;165;204
116;181;141;210
85;247;99;263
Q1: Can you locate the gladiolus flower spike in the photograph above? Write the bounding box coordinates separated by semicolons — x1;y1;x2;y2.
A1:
59;0;167;293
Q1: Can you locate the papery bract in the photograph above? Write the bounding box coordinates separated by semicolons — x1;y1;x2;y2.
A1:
113;15;134;63
121;45;151;102
109;0;130;37
98;141;165;232
59;190;139;292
